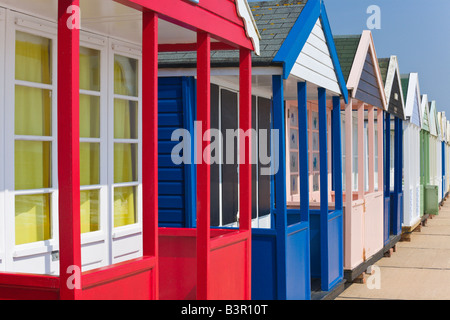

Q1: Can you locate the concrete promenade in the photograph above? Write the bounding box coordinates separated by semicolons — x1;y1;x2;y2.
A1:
337;202;450;300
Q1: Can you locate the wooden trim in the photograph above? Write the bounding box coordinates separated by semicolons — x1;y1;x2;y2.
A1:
57;0;82;300
142;10;159;299
196;31;211;300
239;48;252;300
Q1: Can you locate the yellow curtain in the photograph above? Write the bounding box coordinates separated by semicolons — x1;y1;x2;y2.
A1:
114;186;136;228
14;32;52;245
15;194;51;245
113;57;137;227
79;47;101;234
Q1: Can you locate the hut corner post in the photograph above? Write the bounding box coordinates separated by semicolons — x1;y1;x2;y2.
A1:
196;31;211;301
273;75;288;299
318;87;330;291
239;48;252;300
142;10;159;299
58;0;82;301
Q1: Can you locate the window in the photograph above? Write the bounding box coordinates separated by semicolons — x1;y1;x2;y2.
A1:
310;109;320;193
13;30;56;246
210;84;271;228
252;96;271;228
112;54;140;229
80;46;102;234
285;102;299;204
2;12;143;274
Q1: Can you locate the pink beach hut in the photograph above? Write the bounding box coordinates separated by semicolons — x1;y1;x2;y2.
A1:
334;31;388;281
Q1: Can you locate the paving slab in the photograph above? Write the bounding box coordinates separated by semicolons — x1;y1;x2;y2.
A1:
336;200;450;300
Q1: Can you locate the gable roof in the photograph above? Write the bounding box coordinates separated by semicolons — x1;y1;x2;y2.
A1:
378;56;406;119
438;112;445;141
420;94;431;132
334;31;386;109
333;35;361;83
429;100;438;137
159;0;348;102
158;0;306;67
401;73;421;127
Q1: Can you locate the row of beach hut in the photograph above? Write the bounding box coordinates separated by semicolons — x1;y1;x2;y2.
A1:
0;0;447;300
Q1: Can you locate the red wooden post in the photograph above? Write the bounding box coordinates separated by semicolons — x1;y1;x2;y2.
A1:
239;48;252;232
142;10;159;300
239;48;252;300
57;0;82;300
196;31;211;300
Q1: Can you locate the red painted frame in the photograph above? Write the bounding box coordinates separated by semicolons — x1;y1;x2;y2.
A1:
0;0;253;300
158;39;253;301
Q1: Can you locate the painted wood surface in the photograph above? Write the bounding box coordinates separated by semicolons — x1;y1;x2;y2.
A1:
355;53;384;109
387;72;404;119
116;0;256;52
291;18;340;95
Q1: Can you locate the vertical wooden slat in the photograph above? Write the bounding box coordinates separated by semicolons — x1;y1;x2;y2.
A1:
142;10;159;299
196;31;211;300
377;109;384;194
58;0;81;300
332;96;343;211
344;99;353;269
358;103;365;200
298;82;309;222
273;75;287;299
318;87;329;291
385;112;391;198
239;48;252;300
368;105;374;193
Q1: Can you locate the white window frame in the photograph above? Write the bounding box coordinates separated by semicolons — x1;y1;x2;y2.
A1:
285;101;300;205
0;7;6;271
4;11;59;271
79;32;109;251
108;38;143;242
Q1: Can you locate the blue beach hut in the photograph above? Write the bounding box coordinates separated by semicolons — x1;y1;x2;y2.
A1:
157;0;348;300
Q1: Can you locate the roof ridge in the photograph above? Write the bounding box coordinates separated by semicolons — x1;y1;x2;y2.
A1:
250;0;307;7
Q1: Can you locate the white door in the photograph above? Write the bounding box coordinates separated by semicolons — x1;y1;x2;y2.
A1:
78;34;109;272
108;39;143;265
4;11;59;275
0;7;6;272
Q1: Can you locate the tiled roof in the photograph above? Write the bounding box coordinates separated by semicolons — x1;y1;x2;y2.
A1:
333;35;361;82
158;0;308;68
378;58;390;84
401;74;410;104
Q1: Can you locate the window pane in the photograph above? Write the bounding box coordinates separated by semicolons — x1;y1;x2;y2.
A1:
80;95;100;138
313;174;320;192
289;128;298;149
291;175;298;195
312;153;320;172
114;143;138;183
312;111;319;130
15;31;52;84
114;99;138;139
114;55;138;97
80;143;100;186
80;47;100;92
290;152;298;172
15;140;51;190
15;86;52;136
114;186;137;228
289;108;297;125
15;193;51;245
80;189;100;234
312;132;319;151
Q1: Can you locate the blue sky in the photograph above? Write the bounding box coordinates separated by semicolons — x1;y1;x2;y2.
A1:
249;0;450;117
